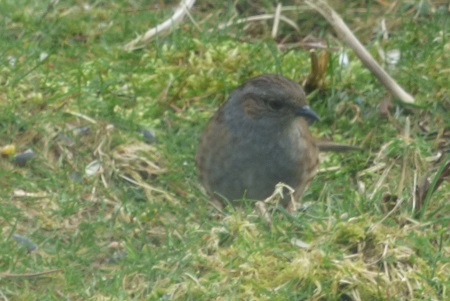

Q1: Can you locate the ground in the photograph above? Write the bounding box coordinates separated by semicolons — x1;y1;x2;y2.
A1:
0;1;449;300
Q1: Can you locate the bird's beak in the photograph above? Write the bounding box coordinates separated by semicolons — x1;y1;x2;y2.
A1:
296;105;320;125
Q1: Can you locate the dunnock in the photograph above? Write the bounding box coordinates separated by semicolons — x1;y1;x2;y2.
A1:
196;74;320;211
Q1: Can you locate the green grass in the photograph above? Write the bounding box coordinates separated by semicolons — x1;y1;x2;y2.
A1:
1;1;449;300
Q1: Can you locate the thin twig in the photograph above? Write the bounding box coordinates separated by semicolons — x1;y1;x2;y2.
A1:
124;0;196;51
0;269;63;278
369;198;404;233
65;111;97;124
272;3;282;38
218;14;299;32
305;0;415;104
118;174;173;197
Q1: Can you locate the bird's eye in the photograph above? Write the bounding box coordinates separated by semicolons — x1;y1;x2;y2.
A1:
268;101;283;111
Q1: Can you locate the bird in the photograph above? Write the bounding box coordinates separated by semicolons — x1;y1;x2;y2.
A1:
196;74;320;212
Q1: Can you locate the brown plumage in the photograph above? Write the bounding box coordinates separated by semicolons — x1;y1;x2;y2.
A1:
196;74;320;211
